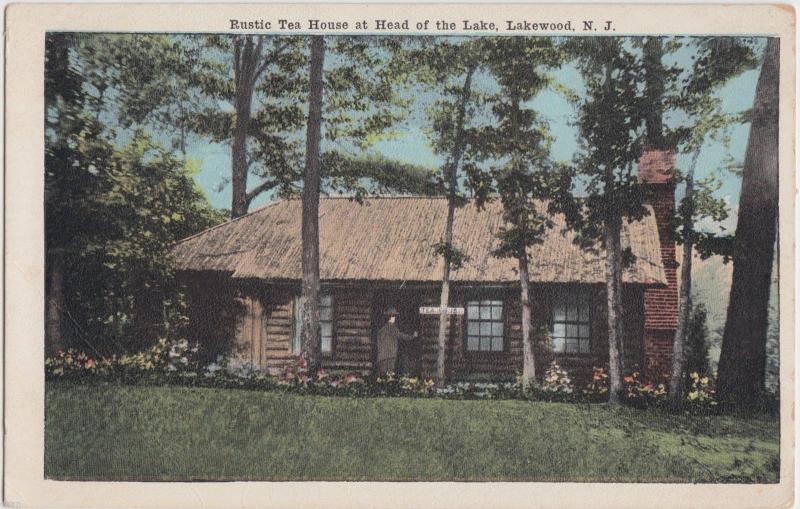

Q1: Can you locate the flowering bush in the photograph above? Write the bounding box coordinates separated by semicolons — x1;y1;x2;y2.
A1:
686;372;717;409
539;363;574;394
623;370;667;407
46;338;201;381
371;372;436;398
583;367;609;400
45;348;113;378
436;382;519;400
46;344;728;410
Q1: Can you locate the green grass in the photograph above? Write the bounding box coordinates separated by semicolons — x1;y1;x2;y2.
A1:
45;381;779;482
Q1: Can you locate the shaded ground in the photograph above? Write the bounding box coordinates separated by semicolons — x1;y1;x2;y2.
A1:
45;382;779;482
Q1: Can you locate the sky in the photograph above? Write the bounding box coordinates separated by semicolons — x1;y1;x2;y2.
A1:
151;37;762;228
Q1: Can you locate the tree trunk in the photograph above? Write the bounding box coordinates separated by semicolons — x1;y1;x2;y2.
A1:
435;65;475;387
519;254;536;388
45;248;65;356
669;150;701;402
605;213;625;404
643;37;666;149
231;37;257;218
300;35;326;372
716;38;779;409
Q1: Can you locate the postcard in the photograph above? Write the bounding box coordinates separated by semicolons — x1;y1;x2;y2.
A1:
4;3;795;508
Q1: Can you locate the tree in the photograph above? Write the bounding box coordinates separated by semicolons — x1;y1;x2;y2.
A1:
663;37;757;402
716;38;779;409
229;36;299;216
79;34;413;218
415;37;482;386
563;38;651;404
300;36;326;372
433;63;476;386
45;34;225;355
480;38;562;388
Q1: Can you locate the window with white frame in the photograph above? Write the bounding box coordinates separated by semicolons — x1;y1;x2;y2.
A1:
292;294;334;354
551;288;591;354
466;299;504;352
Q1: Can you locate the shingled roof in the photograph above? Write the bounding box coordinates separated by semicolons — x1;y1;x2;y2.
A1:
171;197;667;285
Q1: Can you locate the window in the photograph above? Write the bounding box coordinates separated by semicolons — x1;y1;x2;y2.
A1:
292;294;334;354
551;288;591;354
320;295;333;353
466;299;504;352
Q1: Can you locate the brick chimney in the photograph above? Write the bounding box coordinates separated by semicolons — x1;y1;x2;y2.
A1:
639;149;678;381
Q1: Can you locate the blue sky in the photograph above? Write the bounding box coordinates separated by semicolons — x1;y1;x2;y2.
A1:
152;37;762;224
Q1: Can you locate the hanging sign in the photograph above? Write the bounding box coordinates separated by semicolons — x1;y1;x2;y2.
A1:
419;306;465;316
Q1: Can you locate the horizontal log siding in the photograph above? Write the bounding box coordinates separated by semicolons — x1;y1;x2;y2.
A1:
323;289;373;372
183;276;647;383
227;285;373;374
230;287;296;371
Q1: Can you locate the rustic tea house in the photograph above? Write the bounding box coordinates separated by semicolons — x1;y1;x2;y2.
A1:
171;150;678;382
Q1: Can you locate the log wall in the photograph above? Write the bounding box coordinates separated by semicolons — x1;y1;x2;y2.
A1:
184;277;647;382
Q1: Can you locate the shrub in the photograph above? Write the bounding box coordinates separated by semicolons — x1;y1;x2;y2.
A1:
623;370;667;407
582;367;609;401
539;363;574;394
45;349;113;378
686;371;717;409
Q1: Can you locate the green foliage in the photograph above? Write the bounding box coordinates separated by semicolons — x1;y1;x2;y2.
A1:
665;37;759;260
686;303;711;377
64;34;419;207
321;151;440;199
431;242;470;271
557;37;651;247
45;34;225;353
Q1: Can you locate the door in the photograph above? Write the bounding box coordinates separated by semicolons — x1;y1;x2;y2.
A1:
371;289;422;374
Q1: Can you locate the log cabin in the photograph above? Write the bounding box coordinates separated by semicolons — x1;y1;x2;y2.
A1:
170;149;678;383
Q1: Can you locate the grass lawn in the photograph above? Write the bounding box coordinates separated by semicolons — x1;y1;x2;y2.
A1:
45;381;780;482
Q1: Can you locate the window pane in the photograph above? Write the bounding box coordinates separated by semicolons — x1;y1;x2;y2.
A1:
553;323;566;338
579;301;590;321
491;304;502;320
491;338;503;351
566;304;577;321
566;339;578;353
321;322;333;338
320;306;333;321
481;337;491;351
578;324;590;338
552;336;565;352
292;297;302;353
566;324;578;339
579;338;590;354
467;303;479;317
320;295;332;307
480;322;492;336
480;305;491;320
491;322;503;338
321;336;332;353
554;303;565;321
467;336;479;351
467;321;479;336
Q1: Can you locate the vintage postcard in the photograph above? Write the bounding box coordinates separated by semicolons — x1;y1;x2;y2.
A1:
4;3;796;508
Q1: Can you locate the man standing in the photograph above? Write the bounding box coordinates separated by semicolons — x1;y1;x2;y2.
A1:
376;306;418;375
